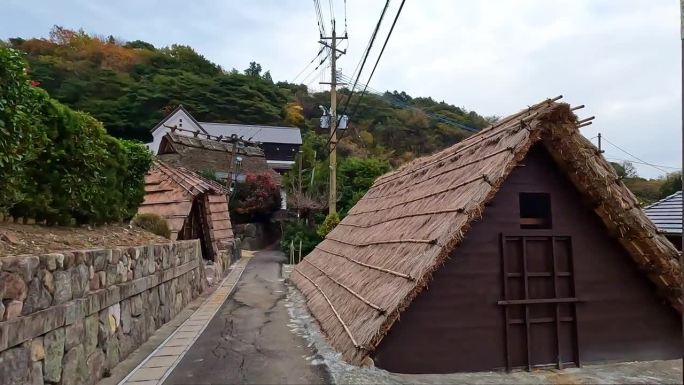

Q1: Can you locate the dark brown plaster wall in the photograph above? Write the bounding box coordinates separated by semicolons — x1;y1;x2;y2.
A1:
372;145;681;374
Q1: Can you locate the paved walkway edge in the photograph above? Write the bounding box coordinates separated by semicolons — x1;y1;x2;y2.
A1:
118;256;252;385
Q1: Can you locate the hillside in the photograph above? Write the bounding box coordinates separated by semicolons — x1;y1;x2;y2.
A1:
5;26;490;161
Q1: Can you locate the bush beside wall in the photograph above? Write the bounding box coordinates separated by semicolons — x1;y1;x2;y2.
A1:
0;47;152;224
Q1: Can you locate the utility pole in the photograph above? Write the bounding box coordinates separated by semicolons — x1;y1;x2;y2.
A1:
320;21;347;215
679;0;683;341
597;133;604;153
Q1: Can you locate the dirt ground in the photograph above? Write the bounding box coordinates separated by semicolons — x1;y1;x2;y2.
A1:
0;222;168;257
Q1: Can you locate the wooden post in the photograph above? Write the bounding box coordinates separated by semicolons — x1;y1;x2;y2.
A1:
298;239;303;263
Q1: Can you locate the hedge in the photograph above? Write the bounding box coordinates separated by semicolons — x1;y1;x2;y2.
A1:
0;47;152;225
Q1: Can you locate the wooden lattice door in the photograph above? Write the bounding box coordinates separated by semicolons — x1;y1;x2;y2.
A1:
499;234;580;371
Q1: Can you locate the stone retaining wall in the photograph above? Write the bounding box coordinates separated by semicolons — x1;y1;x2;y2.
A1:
0;240;206;385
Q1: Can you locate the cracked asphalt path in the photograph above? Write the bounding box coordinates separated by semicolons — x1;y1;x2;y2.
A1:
163;250;331;385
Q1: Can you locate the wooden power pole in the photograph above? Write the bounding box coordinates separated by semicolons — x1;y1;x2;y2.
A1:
320;22;347;215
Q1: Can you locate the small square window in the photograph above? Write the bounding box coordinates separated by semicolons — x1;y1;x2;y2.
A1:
519;193;552;229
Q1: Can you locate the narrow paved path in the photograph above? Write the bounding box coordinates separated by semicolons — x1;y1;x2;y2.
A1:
163;250;330;385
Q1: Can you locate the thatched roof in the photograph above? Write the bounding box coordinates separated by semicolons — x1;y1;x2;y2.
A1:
138;161;234;251
158;132;271;176
291;97;682;366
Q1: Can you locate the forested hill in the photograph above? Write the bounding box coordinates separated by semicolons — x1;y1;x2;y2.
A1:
5;27;492;162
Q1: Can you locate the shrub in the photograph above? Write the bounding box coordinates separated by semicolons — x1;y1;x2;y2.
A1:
0;48;48;211
132;213;171;238
0;47;153;224
280;220;321;257
316;212;340;238
230;172;281;219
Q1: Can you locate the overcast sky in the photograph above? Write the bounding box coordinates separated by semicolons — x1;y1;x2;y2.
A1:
1;0;680;178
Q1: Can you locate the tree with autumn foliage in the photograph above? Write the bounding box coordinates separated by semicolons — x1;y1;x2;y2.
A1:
229;172;281;221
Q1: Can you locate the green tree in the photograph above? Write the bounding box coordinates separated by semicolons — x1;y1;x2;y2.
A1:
337;157;390;214
659;172;682;199
244;61;262;77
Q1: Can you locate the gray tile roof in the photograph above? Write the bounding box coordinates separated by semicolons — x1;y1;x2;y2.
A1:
200;122;302;145
644;191;682;235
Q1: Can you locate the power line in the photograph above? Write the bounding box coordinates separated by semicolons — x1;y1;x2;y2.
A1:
323;0;392;150
329;0;407;149
292;46;326;82
313;0;327;36
603;157;680;171
601;135;671;174
328;0;335;24
343;0;348;34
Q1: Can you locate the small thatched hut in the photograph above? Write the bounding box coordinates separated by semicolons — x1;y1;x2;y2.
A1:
291;97;682;374
138;161;236;278
157;132;277;182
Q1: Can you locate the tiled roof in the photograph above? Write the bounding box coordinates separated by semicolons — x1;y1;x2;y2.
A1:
645;191;682;235
200;123;302;145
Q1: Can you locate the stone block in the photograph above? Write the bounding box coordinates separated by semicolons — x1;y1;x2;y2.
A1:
109;249;121;265
86;290;103;315
65;319;85;350
24;305;65;344
120;300;132;334
0;318;6;351
73;250;87;265
91;249;110;271
71;264;89;299
98;271;106;288
108;303;121;331
89;275;100;291
39;254;59;271
30;337;44;361
40;270;54;295
0;272;28;301
0;342;30;385
130;294;143;317
63;252;77;269
86;349;105;385
22;277;52;315
104;335;119;370
84;314;98;355
52;270;72;305
4;300;23;320
30;361;43;385
65;298;86;325
106;264;119;286
43;327;65;383
106;286;121;307
62;344;86;385
2;255;39;282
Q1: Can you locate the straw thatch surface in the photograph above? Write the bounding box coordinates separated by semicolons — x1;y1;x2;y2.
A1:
291;97;682;366
158;132;271;176
138;161;234;253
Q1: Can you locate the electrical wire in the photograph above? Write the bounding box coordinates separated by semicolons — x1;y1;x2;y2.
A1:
322;0;391;151
603;157;680;171
343;0;348;34
292;46;326;83
329;0;407;149
601;135;672;174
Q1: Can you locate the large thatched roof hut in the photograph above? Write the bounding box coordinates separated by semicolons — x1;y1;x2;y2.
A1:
291;97;682;374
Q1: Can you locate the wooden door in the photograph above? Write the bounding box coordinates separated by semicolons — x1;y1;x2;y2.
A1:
499;235;580;371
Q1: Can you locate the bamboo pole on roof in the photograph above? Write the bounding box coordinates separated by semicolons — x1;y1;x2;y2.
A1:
294;269;361;348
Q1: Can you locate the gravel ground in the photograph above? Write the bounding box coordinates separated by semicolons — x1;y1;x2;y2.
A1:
283;265;683;385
